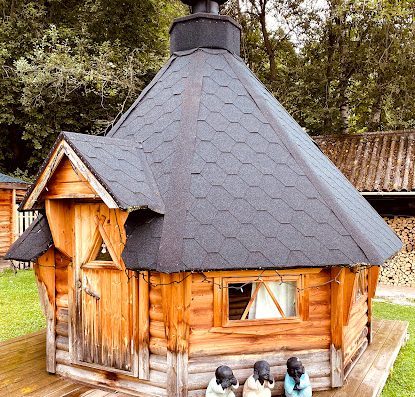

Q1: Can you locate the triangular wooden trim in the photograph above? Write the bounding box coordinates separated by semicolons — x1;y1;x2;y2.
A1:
81;215;123;270
22;139;118;210
263;282;286;318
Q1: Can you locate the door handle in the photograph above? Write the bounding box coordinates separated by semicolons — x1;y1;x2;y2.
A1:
83;286;100;300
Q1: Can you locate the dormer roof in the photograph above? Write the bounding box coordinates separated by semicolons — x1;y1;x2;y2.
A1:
20;132;165;214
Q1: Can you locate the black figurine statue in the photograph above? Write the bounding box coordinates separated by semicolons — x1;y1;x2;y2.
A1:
243;360;275;396
206;365;239;397
284;357;312;397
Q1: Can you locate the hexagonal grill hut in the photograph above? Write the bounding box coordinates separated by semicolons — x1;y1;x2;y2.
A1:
7;1;401;395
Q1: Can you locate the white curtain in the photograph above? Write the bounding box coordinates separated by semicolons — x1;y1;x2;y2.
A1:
248;282;296;320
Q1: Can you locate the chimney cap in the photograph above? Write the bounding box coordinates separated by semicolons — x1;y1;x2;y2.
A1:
181;0;228;14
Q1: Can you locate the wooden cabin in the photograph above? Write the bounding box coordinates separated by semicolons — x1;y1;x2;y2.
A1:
315;130;415;287
7;1;402;396
0;172;29;264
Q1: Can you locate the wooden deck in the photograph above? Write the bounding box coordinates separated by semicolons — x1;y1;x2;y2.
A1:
0;319;408;397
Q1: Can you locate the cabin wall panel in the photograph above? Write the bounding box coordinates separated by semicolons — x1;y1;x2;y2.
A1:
44;158;98;200
343;295;369;366
149;272;168;357
189;270;332;357
0;189;13;256
187;349;331;396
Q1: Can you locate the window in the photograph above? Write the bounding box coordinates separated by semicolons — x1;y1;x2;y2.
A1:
218;274;304;327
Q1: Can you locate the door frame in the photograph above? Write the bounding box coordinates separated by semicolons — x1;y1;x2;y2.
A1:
69;203;139;377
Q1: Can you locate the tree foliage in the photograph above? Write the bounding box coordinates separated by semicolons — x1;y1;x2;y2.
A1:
0;0;184;175
225;0;415;135
0;0;414;176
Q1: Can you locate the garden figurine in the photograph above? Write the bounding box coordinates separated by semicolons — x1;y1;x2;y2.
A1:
284;357;312;397
242;360;275;397
206;365;239;396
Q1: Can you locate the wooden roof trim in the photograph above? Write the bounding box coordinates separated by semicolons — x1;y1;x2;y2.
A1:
22;139;118;210
0;182;29;190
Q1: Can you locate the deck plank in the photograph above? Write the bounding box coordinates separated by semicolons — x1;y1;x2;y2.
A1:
353;321;408;397
315;319;408;397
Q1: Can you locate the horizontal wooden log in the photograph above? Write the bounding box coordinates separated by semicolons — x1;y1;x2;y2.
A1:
56;349;71;365
149;354;168;372
149;338;167;356
56;322;69;337
188;349;329;374
56;335;69;352
56;293;69;308
56;307;68;323
55;364;168;397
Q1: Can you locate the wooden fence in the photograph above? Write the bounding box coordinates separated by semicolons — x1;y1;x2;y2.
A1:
11;209;38;270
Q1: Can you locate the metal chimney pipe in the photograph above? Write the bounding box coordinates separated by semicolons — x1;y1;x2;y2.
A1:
181;0;228;14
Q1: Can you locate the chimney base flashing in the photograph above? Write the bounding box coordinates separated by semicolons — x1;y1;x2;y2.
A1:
170;13;241;56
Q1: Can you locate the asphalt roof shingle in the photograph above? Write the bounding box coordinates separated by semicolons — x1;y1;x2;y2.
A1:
109;47;402;273
5;215;53;262
0;173;28;184
63;132;165;214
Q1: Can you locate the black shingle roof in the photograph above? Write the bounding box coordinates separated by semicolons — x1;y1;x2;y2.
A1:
5;215;53;262
20;132;165;214
109;47;401;273
63;132;165;213
0;173;28;184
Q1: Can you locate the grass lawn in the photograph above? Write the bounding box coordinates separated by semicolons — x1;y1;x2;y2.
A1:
0;269;45;341
374;301;415;397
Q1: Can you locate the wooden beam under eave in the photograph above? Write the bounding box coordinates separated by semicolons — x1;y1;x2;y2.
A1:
45;200;74;259
331;267;345;388
161;272;192;397
368;266;380;343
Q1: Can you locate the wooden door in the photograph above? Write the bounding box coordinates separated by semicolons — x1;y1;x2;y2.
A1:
72;203;138;375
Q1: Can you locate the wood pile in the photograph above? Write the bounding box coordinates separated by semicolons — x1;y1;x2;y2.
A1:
380;216;415;287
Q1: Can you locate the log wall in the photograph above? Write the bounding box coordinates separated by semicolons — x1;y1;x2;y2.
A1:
186;270;333;395
0;186;29;257
0;188;13;256
381;216;415;286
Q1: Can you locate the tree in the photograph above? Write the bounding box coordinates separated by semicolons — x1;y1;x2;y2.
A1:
0;0;184;175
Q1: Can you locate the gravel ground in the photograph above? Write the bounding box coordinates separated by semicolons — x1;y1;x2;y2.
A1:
375;284;415;306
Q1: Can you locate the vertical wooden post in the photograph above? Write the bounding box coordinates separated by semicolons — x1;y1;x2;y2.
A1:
138;271;150;379
331;267;345;388
161;272;191;397
10;189;17;243
34;248;56;373
367;266;380;343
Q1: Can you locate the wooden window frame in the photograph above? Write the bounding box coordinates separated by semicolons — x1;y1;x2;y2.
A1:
208;270;313;329
222;275;301;327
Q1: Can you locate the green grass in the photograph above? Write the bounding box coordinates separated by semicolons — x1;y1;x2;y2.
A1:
0;269;45;342
374;301;415;397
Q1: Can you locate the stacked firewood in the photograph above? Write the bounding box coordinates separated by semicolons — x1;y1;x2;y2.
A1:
380;216;415;287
